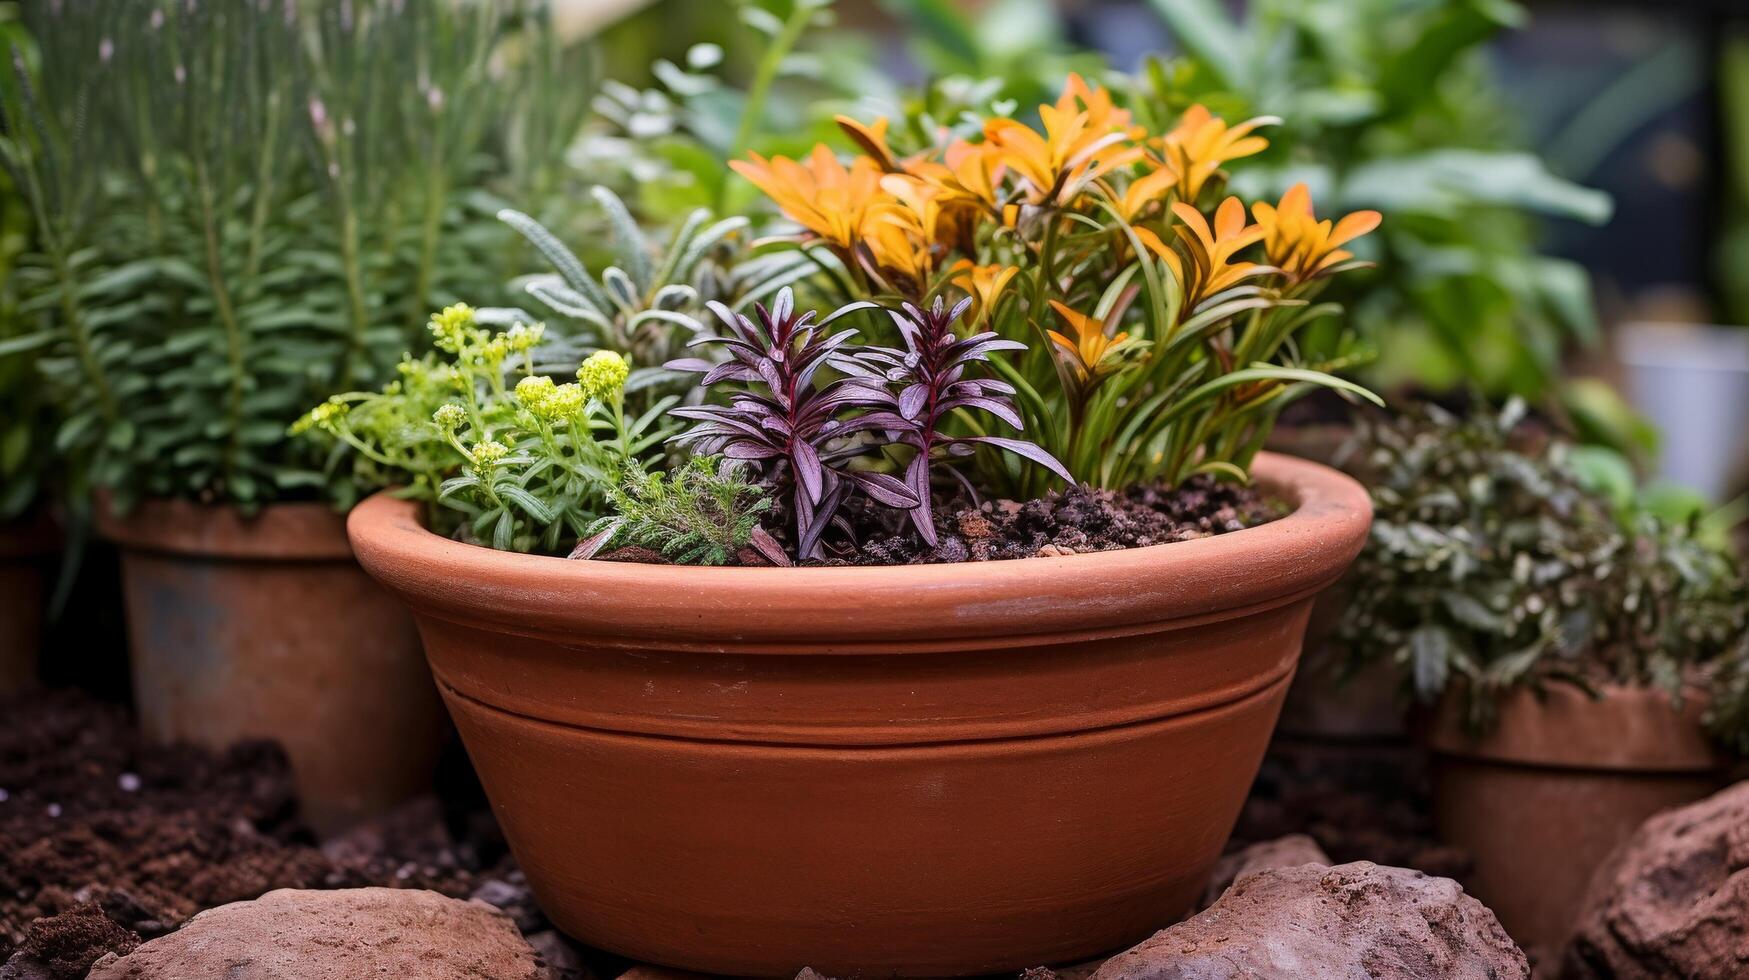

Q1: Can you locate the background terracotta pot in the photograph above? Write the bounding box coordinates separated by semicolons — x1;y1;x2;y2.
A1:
0;513;59;694
348;452;1371;976
97;497;446;835
1426;682;1733;951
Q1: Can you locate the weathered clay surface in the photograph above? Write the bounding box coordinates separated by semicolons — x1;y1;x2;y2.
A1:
1092;861;1528;980
1200;834;1330;908
1563;780;1749;979
86;888;542;980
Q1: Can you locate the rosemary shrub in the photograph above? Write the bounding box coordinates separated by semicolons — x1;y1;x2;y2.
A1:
0;0;588;512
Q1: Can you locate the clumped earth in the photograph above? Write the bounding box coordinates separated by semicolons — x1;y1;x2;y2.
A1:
1232;742;1468;882
830;476;1277;565
0;692;556;980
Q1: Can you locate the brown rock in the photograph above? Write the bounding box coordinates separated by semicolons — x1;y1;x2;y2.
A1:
86;887;542;980
1200;834;1330;908
1092;861;1527;980
1563;780;1749;979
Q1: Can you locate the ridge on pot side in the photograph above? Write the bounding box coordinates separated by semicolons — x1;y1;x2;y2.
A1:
349;452;1372;975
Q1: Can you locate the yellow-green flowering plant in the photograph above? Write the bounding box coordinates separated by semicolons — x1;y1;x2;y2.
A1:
295;305;677;553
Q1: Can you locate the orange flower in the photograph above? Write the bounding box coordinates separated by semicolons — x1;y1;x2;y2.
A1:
984;74;1142;205
1251;183;1381;283
1047;300;1132;385
1111;161;1179;224
859;174;945;294
729;146;886;251
950;260;1019;323
1156;105;1275;202
835;114;904;173
1136;197;1267;308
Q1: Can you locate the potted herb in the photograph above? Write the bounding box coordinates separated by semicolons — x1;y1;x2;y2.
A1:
342;75;1379;974
1336;401;1749;949
0;1;586;832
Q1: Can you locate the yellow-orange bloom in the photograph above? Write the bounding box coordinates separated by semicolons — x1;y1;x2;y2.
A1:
950;260;1019;323
728;146;885;251
1111;161;1179;224
984;73;1142;204
859;174;944;295
1251;183;1381;283
1136;197;1267;308
1047;300;1131;385
835;114;903;173
1156;105;1275;202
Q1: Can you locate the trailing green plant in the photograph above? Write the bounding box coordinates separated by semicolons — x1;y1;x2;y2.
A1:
1337;400;1749;748
295;304;678;554
0;0;589;513
581;455;777;566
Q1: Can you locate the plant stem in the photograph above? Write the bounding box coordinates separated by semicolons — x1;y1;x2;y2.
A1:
194;159;246;487
722;2;813;209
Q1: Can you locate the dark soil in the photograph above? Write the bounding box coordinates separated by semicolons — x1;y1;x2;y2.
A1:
2;690;1455;980
0;691;555;979
1232;739;1467;882
841;475;1278;565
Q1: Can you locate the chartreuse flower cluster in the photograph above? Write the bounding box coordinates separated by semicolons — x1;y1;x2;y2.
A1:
731;74;1383;498
294;304;677;552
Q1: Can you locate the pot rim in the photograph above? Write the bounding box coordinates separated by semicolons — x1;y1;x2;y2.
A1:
1424;682;1730;773
94;494;353;561
348;451;1371;648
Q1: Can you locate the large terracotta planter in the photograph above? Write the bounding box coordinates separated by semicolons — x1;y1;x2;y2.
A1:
348;452;1370;976
1427;683;1733;951
97;498;446;835
0;513;59;695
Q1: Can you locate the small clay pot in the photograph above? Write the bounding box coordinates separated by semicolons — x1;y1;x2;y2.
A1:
0;513;59;694
98;497;446;835
1427;683;1732;951
347;452;1372;976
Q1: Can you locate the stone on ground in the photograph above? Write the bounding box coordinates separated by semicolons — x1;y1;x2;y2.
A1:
1563;780;1749;980
1199;834;1330;908
1092;861;1528;980
85;887;543;980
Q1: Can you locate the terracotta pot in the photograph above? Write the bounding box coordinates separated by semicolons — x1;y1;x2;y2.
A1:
0;513;59;695
97;498;446;835
1427;683;1732;951
348;452;1371;976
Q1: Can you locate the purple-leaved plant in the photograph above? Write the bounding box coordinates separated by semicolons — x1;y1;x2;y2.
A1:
858;297;1073;545
665;288;918;560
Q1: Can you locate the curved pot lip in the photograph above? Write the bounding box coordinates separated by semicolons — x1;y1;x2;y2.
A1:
94;493;353;561
348;451;1372;648
1424;682;1730;773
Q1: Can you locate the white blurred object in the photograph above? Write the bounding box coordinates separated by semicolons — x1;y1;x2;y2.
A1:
1619;322;1749;501
551;0;659;42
